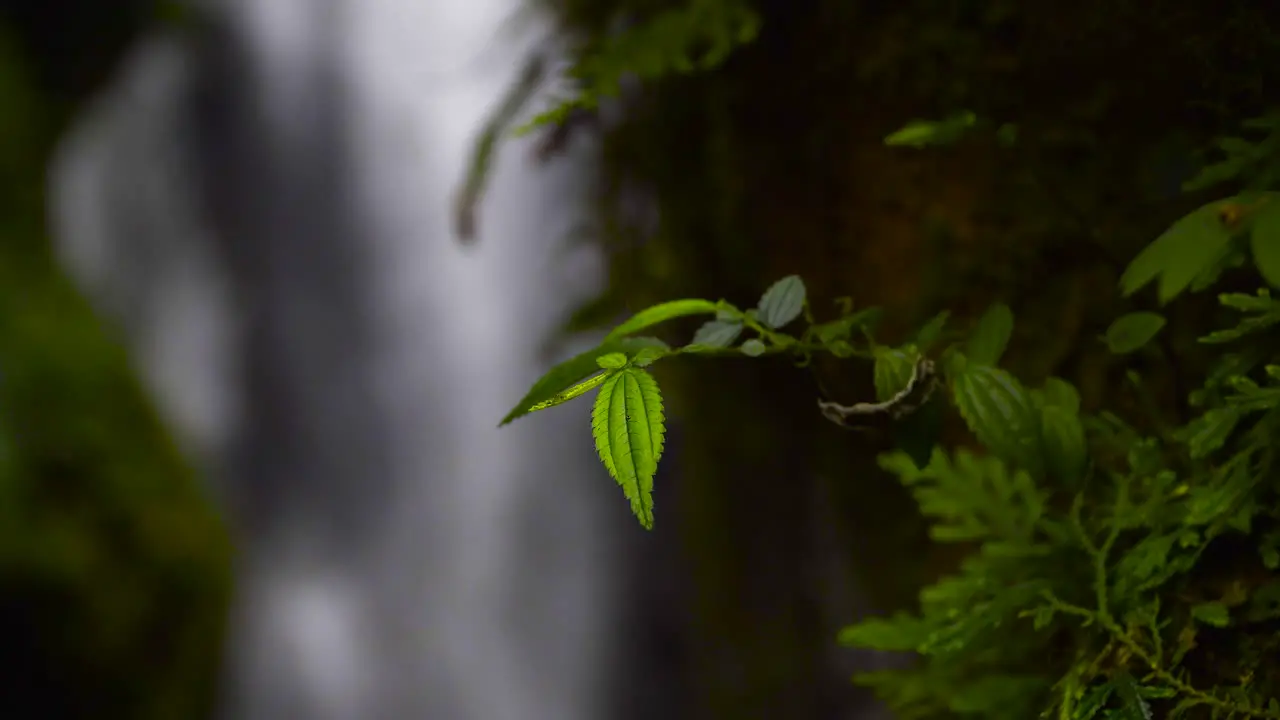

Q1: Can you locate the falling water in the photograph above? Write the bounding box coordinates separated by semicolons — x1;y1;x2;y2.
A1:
48;0;622;718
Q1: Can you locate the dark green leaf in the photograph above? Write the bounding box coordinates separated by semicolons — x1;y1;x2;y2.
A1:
1105;312;1167;354
1250;200;1280;288
813;307;883;343
837;613;929;651
873;347;917;401
914;310;951;350
1177;406;1243;458
1190;601;1230;627
951;366;1044;478
740;338;766;356
884;111;978;148
1120;199;1239;303
1041;404;1087;486
1041;377;1081;414
966;303;1013;365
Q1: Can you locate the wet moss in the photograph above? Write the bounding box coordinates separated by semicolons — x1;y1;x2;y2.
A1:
0;15;231;719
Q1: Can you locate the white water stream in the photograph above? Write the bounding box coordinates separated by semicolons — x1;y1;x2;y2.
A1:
49;0;621;717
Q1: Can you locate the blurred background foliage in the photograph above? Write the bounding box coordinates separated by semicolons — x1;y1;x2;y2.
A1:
504;0;1280;716
0;2;230;718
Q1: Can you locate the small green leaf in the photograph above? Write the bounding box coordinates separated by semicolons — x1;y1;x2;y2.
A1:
884;111;977;148
1041;377;1081;414
756;275;806;329
591;367;666;529
837;613;929;651
596;352;628;369
690;319;743;348
1219;288;1274;311
501;336;668;425
995;123;1018;147
1250;200;1280;288
966;303;1013;366
1120;199;1239;304
914;310;951;350
1105;312;1167;354
740;339;767;356
715;306;743;322
1041;404;1087;486
873;347;917;401
1113;674;1154;720
525;371;613;414
632;347;667;367
1190;601;1230;627
603;299;719;342
1177;406;1243;458
813;307;884;343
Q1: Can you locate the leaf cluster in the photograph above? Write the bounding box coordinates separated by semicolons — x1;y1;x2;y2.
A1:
832;115;1280;720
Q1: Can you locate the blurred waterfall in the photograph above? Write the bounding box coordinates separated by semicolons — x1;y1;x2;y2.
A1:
48;0;622;718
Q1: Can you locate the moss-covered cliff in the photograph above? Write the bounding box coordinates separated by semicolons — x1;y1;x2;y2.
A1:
0;4;231;717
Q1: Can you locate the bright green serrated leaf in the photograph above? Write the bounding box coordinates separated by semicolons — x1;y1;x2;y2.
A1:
966;303;1013;365
756;275;806;328
1250;200;1280;288
1120;199;1239;304
591;368;665;529
603;299;719;341
501;336;668;425
740;338;766;356
1105;312;1167;354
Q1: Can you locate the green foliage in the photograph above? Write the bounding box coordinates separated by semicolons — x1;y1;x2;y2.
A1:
883;112;1018;150
518;0;761;132
831;117;1280;718
1105;312;1168;354
504;274;1016;528
1120;198;1241;305
755;274;806;329
500;336;670;425
1249;201;1280;288
884;111;979;148
0;20;229;717
457;0;761;241
965;303;1013;366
